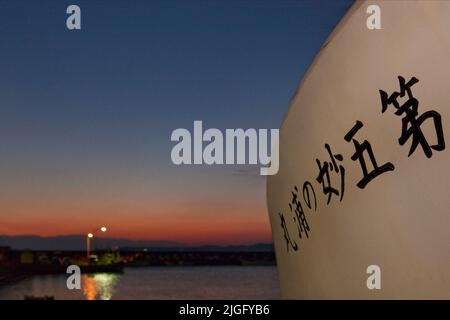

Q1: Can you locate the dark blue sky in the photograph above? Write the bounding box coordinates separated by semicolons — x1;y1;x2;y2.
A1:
0;0;353;243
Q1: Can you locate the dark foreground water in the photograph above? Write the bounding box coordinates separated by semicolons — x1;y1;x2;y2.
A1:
0;266;281;300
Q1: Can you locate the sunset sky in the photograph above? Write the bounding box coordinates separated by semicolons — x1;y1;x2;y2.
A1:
0;0;352;245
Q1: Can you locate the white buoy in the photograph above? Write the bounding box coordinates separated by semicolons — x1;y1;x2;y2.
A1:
267;0;450;299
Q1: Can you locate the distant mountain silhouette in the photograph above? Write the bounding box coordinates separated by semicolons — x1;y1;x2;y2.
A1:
120;243;274;252
0;235;274;252
0;235;179;251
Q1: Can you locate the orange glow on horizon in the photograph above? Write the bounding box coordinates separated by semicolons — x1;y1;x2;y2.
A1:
0;195;273;245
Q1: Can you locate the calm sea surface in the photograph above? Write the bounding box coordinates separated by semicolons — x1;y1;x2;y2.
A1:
0;266;281;300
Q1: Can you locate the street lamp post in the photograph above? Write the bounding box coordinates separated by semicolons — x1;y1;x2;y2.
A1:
86;233;94;258
86;227;107;259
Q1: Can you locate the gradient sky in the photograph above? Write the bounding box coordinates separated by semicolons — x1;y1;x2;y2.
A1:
0;0;353;245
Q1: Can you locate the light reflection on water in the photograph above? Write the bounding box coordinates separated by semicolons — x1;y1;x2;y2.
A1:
0;266;280;300
82;273;120;300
